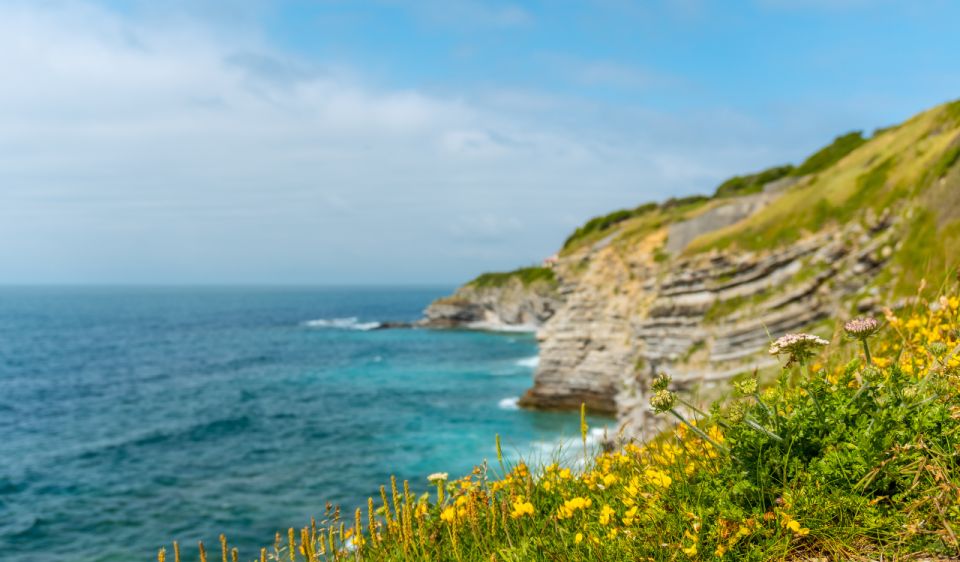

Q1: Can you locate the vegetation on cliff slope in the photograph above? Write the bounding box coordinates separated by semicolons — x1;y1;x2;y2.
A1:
713;164;794;198
789;130;867;177
466;266;557;289
560;195;710;254
687;100;960;290
162;286;960;561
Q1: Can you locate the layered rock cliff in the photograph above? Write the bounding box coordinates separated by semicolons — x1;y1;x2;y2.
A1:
424;99;960;436
419;267;562;331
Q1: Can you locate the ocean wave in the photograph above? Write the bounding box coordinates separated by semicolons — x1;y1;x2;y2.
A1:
498;397;520;410
515;355;539;368
464;321;538;333
302;317;381;331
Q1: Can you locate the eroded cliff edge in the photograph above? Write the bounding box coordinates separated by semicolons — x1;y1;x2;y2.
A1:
418;267;563;331
422;99;960;436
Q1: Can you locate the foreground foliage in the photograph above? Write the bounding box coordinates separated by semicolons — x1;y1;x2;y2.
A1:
161;287;960;561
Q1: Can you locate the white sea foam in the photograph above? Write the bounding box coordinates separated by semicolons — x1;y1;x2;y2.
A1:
302;317;381;331
515;355;540;368
498;396;520;410
464;321;538;333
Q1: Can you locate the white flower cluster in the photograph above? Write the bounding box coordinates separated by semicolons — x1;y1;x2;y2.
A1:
427;472;449;483
843;317;881;339
768;333;830;358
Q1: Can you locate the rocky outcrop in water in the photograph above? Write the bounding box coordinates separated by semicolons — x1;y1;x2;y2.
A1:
419;273;562;331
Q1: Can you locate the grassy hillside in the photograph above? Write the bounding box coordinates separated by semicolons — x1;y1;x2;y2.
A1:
163;286;960;561
686;100;960;297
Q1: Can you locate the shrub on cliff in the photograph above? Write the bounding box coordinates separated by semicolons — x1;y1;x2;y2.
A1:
713;165;794;198
790;131;867;177
468;266;556;289
161;284;960;561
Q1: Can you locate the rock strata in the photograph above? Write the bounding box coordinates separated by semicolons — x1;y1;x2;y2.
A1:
418;275;562;331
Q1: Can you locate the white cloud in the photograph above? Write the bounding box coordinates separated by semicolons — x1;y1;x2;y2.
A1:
0;0;801;284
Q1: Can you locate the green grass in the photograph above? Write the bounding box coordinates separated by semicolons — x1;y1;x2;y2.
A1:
562;203;659;251
467;266;557;289
790;131;867;177
713;165;794;198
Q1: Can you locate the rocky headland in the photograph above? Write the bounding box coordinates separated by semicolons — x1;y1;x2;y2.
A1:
420;99;960;438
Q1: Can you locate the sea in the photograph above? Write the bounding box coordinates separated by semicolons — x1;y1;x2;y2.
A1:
0;286;608;562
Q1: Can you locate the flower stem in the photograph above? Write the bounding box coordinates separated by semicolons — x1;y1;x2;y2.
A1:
744;416;783;442
676;396;731;428
862;339;872;366
668;409;728;453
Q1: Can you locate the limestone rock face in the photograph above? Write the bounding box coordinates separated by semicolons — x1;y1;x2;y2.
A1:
518;198;897;437
419;276;562;331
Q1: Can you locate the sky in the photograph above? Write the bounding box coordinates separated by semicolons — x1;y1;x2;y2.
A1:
1;0;958;285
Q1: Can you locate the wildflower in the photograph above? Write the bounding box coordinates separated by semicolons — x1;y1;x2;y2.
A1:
598;505;615;525
843;317;881;339
644;468;672;488
682;543;698;556
844;317;881;365
440;507;456;523
574;532;583;544
768;333;829;366
428;472;448;504
780;513;810;536
426;472;448;483
649;389;677;413
510;499;534;519
557;497;592;519
733;377;758;395
651;372;672;392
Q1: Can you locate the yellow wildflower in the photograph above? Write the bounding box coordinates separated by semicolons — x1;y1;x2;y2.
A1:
599;505;615;525
644;468;673;488
440;507;456;523
574;532;583;544
510;499;534;519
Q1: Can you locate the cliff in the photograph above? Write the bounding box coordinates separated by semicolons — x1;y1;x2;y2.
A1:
419;267;563;331
424;98;960;434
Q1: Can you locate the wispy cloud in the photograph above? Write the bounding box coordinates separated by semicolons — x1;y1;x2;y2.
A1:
0;0;860;284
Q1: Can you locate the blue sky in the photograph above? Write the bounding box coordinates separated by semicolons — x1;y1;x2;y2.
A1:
1;0;958;284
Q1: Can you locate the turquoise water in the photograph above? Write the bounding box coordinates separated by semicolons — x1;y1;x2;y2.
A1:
0;287;604;561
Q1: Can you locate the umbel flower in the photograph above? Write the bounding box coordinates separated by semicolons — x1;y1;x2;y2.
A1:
651;372;672;392
426;473;448;483
649;389;676;414
843;317;881;340
768;333;829;366
843;316;881;365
